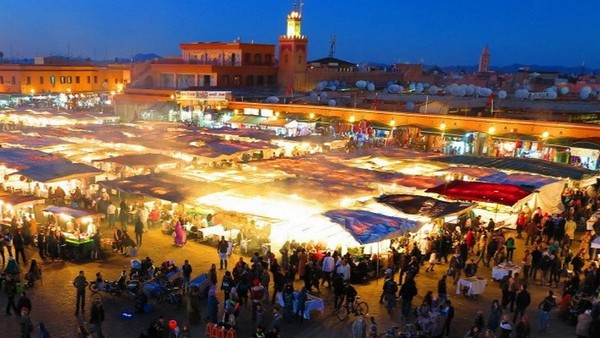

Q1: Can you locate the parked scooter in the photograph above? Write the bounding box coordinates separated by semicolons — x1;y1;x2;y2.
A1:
89;271;126;296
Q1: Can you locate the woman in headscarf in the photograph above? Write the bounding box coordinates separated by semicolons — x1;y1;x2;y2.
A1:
174;219;187;247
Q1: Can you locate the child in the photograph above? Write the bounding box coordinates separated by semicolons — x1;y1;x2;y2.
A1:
426;250;438;272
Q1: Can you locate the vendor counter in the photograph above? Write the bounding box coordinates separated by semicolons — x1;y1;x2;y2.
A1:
62;237;95;261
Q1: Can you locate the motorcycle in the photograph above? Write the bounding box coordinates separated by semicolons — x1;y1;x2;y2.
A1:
89;271;126;296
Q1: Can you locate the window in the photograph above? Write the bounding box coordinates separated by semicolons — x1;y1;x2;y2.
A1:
0;76;4;84
203;75;211;86
11;76;16;84
26;76;31;85
257;75;264;86
87;76;91;84
75;76;80;84
246;75;254;86
233;75;241;87
254;54;262;65
67;76;72;84
220;75;229;86
265;54;272;64
39;76;44;84
298;55;302;64
50;76;56;84
243;53;251;65
284;55;289;63
94;76;98;84
267;75;275;85
60;76;66;84
115;79;118;84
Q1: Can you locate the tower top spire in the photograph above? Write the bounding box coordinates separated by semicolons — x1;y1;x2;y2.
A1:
285;2;304;38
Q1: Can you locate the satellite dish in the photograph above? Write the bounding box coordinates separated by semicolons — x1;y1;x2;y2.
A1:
409;83;416;91
316;81;327;91
367;83;375;91
328;99;336;106
560;87;569;95
265;96;279;103
428;86;439;95
320;92;328;98
465;85;475;96
406;101;415;110
356;80;367;89
310;92;318;98
547;91;557;100
498;90;507;99
388;84;401;94
581;86;592;100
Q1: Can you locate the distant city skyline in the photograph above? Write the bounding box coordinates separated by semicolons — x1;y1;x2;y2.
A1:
1;0;598;68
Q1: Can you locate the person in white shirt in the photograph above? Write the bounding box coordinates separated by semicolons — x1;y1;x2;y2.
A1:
336;258;351;282
106;201;117;229
321;252;336;287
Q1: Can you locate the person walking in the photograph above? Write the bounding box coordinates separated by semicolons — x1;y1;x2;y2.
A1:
13;229;27;266
19;308;34;338
217;236;229;270
537;290;556;332
512;284;531;323
351;315;367;338
4;229;14;258
73;270;88;316
119;200;129;230
181;259;193;294
4;274;18;315
17;291;32;314
106;201;117;229
37;230;46;260
487;299;503;333
134;217;144;247
89;297;105;338
515;314;531;338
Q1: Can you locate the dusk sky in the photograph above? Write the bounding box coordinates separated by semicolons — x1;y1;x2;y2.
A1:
1;0;598;68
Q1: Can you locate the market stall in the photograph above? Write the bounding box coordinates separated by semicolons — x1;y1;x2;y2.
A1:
277;291;325;320
456;277;487;298
43;206;103;261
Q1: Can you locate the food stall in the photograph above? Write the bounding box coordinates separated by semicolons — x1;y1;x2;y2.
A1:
43;206;103;261
0;193;46;229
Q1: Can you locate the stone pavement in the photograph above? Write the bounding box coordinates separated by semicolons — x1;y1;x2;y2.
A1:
0;225;581;337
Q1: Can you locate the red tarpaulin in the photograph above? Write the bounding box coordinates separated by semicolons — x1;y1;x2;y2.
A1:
425;181;533;206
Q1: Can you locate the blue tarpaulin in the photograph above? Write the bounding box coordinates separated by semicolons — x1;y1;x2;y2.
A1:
324;209;417;245
477;172;558;190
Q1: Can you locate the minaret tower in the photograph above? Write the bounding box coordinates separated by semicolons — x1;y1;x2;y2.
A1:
278;3;308;91
478;45;490;72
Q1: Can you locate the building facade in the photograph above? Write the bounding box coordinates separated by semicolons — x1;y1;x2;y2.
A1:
0;60;130;94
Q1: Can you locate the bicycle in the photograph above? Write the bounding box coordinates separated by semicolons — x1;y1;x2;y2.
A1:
336;296;369;321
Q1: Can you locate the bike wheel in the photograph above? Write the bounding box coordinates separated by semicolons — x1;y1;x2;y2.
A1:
337;306;349;321
88;283;99;293
356;302;369;316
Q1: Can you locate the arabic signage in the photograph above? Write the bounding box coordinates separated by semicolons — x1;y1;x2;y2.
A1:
176;91;231;101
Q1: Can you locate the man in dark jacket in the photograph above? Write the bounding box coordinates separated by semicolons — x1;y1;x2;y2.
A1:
90;298;105;338
399;276;418;318
17;291;32;315
512;284;531;323
13;229;27;265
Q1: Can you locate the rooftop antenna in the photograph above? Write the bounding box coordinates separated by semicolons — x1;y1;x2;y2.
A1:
329;34;336;58
300;1;304;15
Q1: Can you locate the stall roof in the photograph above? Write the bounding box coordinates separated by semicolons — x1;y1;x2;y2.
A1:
435;166;502;179
376;194;475;218
93;153;180;168
99;173;223;204
15;162;103;183
478;172;558;190
43;206;102;218
324;209;417;245
227;115;266;125
432;155;596;180
425;180;533;206
0;194;45;208
0;148;66;170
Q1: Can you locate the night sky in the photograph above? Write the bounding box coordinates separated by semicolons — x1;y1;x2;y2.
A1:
1;0;598;68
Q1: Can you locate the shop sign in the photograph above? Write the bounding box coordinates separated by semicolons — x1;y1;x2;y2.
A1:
177;91;231;101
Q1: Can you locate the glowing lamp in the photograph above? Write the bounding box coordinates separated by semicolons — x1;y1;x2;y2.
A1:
541;131;549;139
488;127;496;135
